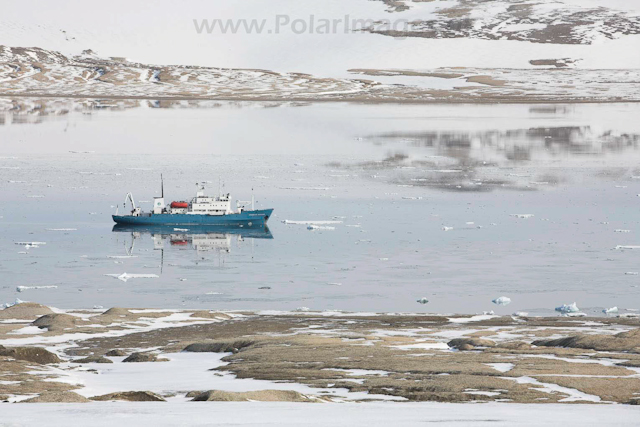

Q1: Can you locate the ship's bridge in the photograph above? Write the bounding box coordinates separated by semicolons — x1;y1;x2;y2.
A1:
189;193;232;215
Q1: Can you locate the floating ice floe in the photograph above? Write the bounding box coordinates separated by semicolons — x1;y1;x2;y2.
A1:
625;272;638;275
107;255;138;259
483;310;494;315
513;311;529;317
511;214;534;219
16;285;57;292
2;298;25;309
614;229;631;233
327;282;342;286
492;296;511;306
402;196;422;200
307;225;335;230
282;220;342;225
615;245;640;250
416;297;429;304
442;226;453;231
294;307;311;312
602;306;618;314
26;195;45;198
555;302;579;314
46;228;77;231
564;312;587;317
104;273;160;282
280;187;329;191
174;228;189;232
15;242;46;246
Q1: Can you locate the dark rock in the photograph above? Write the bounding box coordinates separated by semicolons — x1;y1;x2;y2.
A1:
533;329;640;353
72;355;113;364
105;349;128;357
183;340;254;354
32;313;79;331
0;345;61;364
90;391;166;402
448;338;496;350
122;352;168;363
191;389;321;402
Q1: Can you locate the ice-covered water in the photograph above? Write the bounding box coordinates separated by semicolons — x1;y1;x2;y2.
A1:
2;101;640;315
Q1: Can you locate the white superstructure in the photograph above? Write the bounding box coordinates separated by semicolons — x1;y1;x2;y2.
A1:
187;190;232;215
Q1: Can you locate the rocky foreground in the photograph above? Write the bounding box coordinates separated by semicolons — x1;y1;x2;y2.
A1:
1;303;640;404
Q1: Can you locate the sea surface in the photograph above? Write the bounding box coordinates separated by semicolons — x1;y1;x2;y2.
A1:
2;101;640;315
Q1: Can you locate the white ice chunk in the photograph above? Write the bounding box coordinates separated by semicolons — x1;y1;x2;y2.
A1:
492;296;511;306
283;220;342;225
555;302;579;314
104;273;159;282
16;285;57;292
307;225;335;230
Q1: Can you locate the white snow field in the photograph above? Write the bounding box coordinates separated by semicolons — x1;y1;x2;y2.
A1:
1;401;639;426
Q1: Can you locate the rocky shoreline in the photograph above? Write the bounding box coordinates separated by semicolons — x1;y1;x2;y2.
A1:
1;303;639;405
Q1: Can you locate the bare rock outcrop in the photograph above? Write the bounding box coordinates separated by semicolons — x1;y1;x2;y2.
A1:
448;338;496;350
190;389;326;402
90;391;166;402
0;303;53;320
22;391;90;403
122;352;168;363
0;345;61;364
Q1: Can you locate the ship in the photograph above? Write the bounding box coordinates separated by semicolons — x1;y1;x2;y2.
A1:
112;177;273;227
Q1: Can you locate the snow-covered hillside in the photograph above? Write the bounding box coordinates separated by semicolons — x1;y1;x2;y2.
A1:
1;0;639;101
1;45;640;103
1;0;640;77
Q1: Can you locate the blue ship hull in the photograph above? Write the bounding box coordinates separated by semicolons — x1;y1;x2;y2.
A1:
112;209;273;227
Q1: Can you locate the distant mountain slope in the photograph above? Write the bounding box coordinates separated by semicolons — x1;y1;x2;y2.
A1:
1;45;639;103
369;0;640;45
1;0;640;77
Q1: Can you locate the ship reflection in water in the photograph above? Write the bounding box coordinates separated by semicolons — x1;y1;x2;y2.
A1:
111;224;273;266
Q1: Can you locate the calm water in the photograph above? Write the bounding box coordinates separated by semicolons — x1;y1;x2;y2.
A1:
1;101;640;315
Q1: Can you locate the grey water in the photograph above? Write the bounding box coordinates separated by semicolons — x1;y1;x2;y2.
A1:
2;101;640;316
